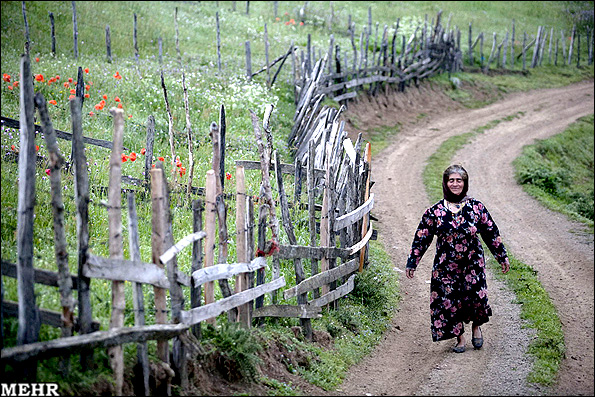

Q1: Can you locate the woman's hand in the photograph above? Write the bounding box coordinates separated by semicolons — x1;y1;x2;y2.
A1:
501;259;510;274
406;268;415;279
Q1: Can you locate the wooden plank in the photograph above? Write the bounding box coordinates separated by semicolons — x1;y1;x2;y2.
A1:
0;116;125;150
1;323;190;365
180;277;286;325
334;193;374;231
351;222;374;256
85;255;169;289
277;244;350;261
252;304;322;319
1;260;79;290
192;257;266;286
332;91;358;102
310;274;356;307
2;301;100;332
283;258;359;299
159;231;207;265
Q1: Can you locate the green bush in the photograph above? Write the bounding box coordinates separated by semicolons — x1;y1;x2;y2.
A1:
201;322;263;382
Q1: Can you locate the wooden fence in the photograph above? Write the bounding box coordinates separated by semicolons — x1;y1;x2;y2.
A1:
1;53;375;395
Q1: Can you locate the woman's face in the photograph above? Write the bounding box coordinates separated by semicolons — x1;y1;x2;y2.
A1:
447;172;464;196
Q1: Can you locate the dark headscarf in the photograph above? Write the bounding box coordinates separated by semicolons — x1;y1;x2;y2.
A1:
442;164;469;203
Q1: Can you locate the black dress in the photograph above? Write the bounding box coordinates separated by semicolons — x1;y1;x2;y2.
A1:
406;198;509;342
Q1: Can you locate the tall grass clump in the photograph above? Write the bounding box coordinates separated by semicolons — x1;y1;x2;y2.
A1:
513;114;594;230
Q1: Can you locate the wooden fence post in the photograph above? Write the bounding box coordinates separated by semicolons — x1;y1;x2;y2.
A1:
150;165;170;377
49;12;56;56
162;173;187;391
216;11;222;73
191;199;204;339
22;1;30;54
105;25;112;63
16;53;40;381
71;95;94;370
204;170;217;324
72;1;78;59
144;115;155;188
35;93;74;376
245;41;252;80
359;142;372;272
274;151;312;340
107;107;125;396
307;140;320;298
235;165;251;327
126;193;150;396
133;13;139;63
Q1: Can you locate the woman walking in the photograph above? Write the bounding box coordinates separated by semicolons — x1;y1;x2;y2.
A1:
405;164;510;352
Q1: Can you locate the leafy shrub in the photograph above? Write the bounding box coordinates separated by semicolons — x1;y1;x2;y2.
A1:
201;322;263;382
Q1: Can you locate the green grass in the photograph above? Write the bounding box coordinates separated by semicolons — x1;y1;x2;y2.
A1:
1;0;594;393
513;114;594;231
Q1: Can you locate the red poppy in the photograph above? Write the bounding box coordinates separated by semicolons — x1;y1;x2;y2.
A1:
85;84;90;91
129;152;137;161
35;74;44;82
55;75;60;80
35;145;39;152
100;100;106;106
3;73;11;82
35;57;40;62
114;96;121;102
179;167;186;177
70;89;76;94
102;94;107;100
113;71;122;79
226;172;232;180
84;68;89;73
121;154;128;162
88;111;95;116
12;81;18;87
63;82;70;88
11;144;16;151
140;148;146;155
45;169;51;176
94;104;103;110
68;77;73;83
117;103;123;109
49;99;57;105
158;156;165;162
7;85;13;90
84;93;90;98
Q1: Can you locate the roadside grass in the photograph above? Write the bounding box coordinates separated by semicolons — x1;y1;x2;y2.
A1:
513;114;594;232
421;111;594;387
1;0;593;393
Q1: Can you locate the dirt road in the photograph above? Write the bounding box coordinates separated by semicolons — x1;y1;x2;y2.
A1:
335;80;594;396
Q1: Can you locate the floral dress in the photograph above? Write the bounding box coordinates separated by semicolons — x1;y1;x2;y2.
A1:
406;197;509;342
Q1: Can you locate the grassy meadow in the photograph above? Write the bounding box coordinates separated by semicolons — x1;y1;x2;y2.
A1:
1;1;593;394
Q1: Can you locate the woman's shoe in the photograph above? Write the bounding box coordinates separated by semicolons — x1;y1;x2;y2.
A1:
472;327;483;349
452;336;466;353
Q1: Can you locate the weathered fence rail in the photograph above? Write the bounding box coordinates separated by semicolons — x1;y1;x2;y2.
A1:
2;50;376;393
